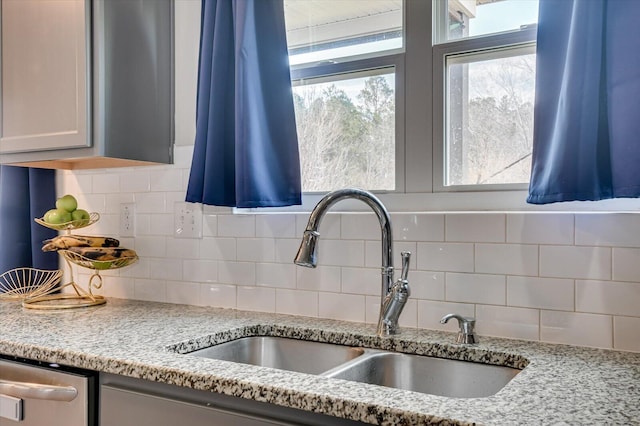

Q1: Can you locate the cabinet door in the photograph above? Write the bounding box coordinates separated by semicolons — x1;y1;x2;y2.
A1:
101;385;296;426
0;0;89;154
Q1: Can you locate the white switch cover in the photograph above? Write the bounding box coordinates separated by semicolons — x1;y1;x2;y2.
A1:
120;203;136;237
174;202;203;239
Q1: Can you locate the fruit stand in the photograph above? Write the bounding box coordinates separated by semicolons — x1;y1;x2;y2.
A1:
26;199;138;309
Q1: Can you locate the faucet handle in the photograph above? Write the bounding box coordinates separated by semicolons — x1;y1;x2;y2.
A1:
400;251;411;281
440;313;477;344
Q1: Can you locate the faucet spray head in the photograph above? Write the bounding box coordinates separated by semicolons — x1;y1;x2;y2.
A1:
294;230;320;268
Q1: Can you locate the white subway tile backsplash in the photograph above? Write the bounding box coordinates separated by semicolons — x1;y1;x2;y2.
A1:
237;287;275;312
274;239;299;263
575;213;640;247
296;266;341;292
148;258;183;281
136;192;166;214
445;273;506;305
341;213;381;240
81;194;106;216
540;246;611;280
105;193;135;214
316;239;364;267
166;192;188;212
319;292;365;323
100;276;135;299
148;213;174;236
475;244;538;276
364;241;416;270
614;316;640;352
200;283;236;308
612;247;640;282
365;296;379;325
398;299;418;328
166;238;200;259
409;270;445;300
275;289;318;317
200;237;236;261
507;276;574;311
507;213;574;245
119;257;149;279
475;305;539;341
417;242;474;272
132;214;149;236
256;263;296;288
576;280;640;316
416;300;475;332
182;259;218;283
446;213;505;243
120;171;150;193
218;261;255;286
392;213;444;242
93;173;121;193
256;214;297;238
134;278;166;303
541;311;612;349
202;214;218;237
236;238;276;263
61;171;93;195
166;281;202;305
218;215;255;238
150;169;184;192
92;214;118;236
134;236;167;258
341;267;380;296
63;164;640;352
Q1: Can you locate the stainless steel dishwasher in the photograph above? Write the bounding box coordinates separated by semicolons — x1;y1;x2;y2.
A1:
0;356;97;425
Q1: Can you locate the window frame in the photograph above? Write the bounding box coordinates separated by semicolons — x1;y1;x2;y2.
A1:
290;54;406;194
432;28;538;193
240;0;639;213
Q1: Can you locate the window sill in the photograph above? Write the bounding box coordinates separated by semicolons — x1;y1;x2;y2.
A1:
236;191;640;214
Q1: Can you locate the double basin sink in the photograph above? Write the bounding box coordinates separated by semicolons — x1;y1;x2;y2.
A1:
184;336;521;398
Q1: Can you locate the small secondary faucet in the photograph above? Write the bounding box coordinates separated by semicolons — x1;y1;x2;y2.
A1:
440;313;477;344
294;188;411;336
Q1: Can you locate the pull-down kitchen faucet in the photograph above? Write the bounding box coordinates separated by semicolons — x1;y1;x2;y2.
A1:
294;188;411;336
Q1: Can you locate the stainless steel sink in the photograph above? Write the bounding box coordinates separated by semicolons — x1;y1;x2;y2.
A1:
324;351;520;398
185;336;521;398
187;336;365;375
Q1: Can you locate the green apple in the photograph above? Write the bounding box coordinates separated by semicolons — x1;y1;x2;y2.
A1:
71;209;90;225
43;209;55;223
55;194;78;212
45;208;73;224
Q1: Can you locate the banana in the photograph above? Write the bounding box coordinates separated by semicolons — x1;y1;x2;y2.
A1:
65;247;137;261
42;235;120;252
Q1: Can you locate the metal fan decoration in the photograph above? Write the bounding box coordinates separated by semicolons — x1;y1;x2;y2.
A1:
0;268;63;300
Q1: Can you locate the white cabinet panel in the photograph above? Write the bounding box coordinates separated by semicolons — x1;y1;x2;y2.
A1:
0;0;89;153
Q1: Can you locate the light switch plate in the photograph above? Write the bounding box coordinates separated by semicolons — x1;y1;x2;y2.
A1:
174;202;203;239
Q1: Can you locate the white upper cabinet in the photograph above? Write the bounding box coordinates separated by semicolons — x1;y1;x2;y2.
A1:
0;0;89;154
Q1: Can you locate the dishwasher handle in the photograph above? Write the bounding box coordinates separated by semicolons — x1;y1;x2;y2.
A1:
0;379;78;402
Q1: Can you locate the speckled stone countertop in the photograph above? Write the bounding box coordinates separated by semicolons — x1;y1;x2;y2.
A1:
1;298;639;425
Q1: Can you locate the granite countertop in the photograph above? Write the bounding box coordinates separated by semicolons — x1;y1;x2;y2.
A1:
1;298;639;425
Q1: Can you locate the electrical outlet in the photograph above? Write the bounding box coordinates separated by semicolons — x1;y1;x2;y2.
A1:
174;202;202;239
120;203;136;237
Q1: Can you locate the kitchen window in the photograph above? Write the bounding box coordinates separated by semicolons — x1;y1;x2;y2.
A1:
282;0;539;210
